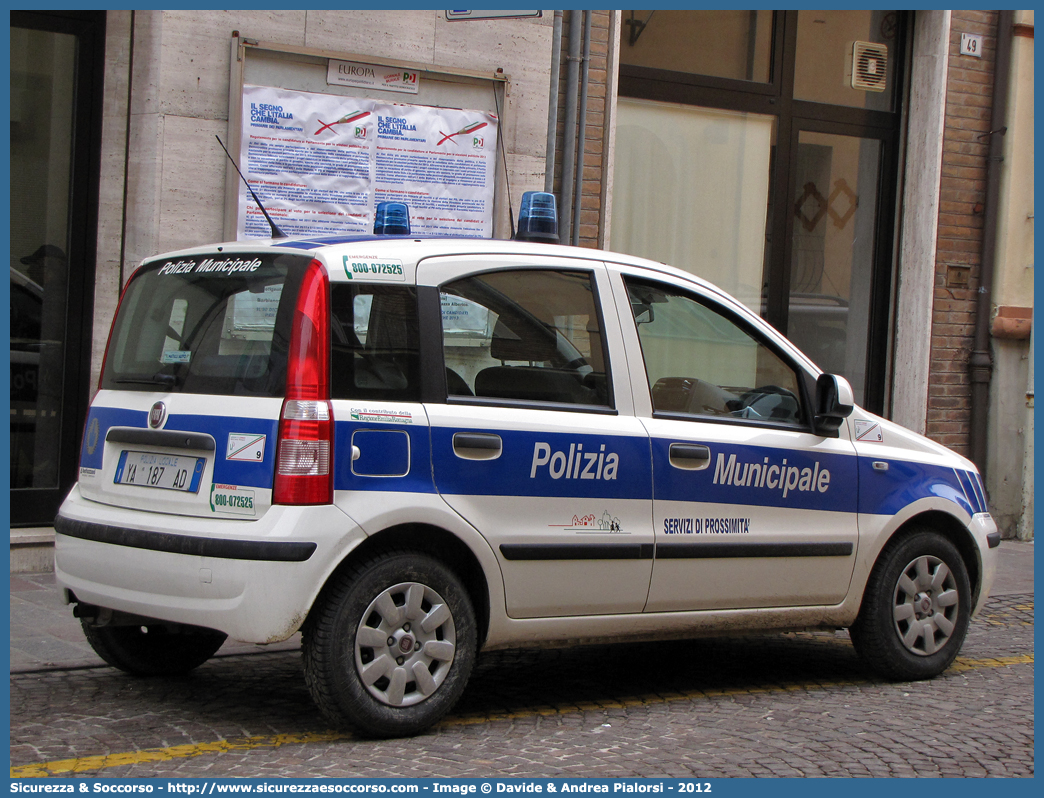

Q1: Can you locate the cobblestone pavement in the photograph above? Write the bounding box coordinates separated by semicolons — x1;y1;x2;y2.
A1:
10;593;1033;779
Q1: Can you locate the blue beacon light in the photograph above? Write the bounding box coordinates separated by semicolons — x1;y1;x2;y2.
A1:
514;191;559;243
373;202;411;235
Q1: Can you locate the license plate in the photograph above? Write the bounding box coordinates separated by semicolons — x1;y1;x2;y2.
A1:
114;450;205;493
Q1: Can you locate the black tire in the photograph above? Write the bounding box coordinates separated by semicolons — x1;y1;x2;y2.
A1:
302;550;477;738
82;620;226;676
850;529;971;681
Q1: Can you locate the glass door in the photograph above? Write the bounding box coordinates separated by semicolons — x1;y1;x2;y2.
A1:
10;12;104;525
787;130;885;407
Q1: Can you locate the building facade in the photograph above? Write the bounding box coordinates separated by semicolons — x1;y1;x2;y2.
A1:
9;10;1033;554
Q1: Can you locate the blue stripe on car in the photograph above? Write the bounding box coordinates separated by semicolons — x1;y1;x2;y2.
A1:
80;407;148;470
971;471;989;512
954;469;977;513
166;414;279;488
430;427;653;500
959;469;988;513
333;422;436;493
650;438;857;513
857;457;976;517
80;407;279;489
84;406;985;522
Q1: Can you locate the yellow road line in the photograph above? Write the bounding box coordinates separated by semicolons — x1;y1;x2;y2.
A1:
12;652;1033;778
10;732;352;778
948;653;1034;673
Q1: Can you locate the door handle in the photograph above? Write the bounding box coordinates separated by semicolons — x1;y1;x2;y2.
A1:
452;432;502;461
669;442;711;470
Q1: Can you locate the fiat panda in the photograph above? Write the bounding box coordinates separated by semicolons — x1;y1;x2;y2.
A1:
55;195;999;738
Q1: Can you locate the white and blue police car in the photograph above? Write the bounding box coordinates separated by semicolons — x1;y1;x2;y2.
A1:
56;194;999;737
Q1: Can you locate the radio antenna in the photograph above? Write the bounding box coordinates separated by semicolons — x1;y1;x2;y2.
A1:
215;135;287;239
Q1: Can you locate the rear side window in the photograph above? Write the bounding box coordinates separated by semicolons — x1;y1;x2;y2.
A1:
439;269;612;408
329;284;421;401
101;253;313;396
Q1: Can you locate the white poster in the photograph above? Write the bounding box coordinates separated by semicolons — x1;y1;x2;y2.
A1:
238;84;498;240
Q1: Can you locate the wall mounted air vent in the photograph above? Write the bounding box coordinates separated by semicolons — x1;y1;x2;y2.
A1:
851;41;888;92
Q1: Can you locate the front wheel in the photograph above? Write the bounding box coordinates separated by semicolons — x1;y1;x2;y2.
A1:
303;551;477;737
850;529;971;681
82;620;226;676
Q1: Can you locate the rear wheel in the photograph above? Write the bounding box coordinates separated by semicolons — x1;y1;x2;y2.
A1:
850;529;971;680
303;550;477;737
82;620;226;676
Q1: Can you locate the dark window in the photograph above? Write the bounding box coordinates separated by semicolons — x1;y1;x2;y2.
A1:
330;284;421;402
620;10;774;84
11;10;105;522
616;10;907;414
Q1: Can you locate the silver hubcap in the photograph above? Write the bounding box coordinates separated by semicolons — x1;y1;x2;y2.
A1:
892;555;960;656
354;581;456;707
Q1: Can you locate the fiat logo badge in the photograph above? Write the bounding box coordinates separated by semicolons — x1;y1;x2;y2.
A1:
149;402;167;429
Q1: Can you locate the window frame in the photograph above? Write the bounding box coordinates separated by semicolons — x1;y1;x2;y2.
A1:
618;11;786;100
616;10;910;416
10;10;105;526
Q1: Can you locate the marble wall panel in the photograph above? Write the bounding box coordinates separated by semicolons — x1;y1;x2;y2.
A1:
433;15;553;158
154;10;308;120
155;116;230;253
303;10;440;63
93;11;134;378
123;111;165;269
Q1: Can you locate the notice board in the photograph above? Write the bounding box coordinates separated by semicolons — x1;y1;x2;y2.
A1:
225;38;509;240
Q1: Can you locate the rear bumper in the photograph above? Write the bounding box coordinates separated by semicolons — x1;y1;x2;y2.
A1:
55;486;366;643
55;514;317;562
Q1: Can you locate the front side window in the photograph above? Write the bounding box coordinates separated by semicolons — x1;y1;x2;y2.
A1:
440;269;611;408
626;279;805;426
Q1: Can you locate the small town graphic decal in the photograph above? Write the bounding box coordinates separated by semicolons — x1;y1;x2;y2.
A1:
552;511;624;534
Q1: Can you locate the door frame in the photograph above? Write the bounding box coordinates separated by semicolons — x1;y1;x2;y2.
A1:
779;117;901;411
416;254;656;618
10;11;105;526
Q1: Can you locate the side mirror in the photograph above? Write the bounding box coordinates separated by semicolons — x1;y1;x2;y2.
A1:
814;373;854;437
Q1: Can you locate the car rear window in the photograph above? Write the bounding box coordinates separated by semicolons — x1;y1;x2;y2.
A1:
101;253;313;397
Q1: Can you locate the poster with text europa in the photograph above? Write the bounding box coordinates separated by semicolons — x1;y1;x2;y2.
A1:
238;84;498;239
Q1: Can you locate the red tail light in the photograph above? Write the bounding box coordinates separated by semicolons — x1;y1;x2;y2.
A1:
274;260;333;505
82;267;140;466
96;265;140;396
